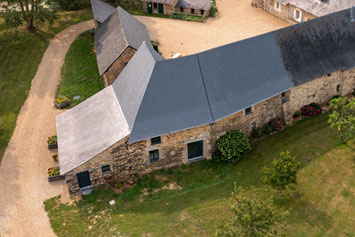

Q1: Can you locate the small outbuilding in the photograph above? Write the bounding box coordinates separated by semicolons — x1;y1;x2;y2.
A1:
93;1;156;85
142;0;211;17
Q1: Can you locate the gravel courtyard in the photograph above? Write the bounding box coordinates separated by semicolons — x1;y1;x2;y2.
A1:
137;0;289;57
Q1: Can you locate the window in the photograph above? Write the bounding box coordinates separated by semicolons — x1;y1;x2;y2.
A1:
327;73;332;77
282;91;290;104
149;150;159;162
245;106;252;115
294;9;302;22
188;140;203;160
275;2;280;11
201;10;204;15
151;136;161;145
101;165;110;173
336;84;340;92
250;121;257;131
180;7;183;13
191;8;195;14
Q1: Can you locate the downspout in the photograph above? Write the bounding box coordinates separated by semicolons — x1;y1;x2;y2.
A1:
210;122;214;158
339;69;344;96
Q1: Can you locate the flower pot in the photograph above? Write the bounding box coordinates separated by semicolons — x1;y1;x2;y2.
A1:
54;100;70;109
48;143;58;149
48;175;64;182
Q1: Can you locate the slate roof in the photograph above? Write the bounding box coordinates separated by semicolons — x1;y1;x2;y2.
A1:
274;8;355;85
95;5;152;75
57;86;130;175
57;8;355;174
176;0;212;10
276;0;355;16
91;0;115;24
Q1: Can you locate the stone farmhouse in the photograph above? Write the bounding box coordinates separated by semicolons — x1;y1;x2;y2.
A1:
142;0;211;17
92;0;156;86
252;0;355;23
56;9;355;195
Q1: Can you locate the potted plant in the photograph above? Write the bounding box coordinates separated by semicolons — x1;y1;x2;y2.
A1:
47;135;58;149
47;167;64;181
52;153;58;161
54;95;70;109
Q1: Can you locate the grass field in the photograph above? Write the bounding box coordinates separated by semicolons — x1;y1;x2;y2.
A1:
44;114;355;236
56;31;104;108
0;10;93;161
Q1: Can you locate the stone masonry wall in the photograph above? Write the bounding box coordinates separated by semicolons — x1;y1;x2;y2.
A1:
212;94;283;147
282;69;355;123
102;47;136;86
65;125;212;194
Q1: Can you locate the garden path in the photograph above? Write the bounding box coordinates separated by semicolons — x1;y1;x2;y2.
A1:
0;20;94;237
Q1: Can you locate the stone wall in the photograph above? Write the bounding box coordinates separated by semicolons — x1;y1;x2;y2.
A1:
102;47;136;86
65;124;212;194
65;68;355;194
252;0;316;24
212;94;283;146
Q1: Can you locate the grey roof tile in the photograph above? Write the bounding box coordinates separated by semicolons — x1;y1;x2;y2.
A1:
91;0;116;23
176;0;212;10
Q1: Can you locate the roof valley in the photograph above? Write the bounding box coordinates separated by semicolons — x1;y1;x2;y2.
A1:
196;54;215;122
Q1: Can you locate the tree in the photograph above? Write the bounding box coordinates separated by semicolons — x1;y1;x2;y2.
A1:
261;151;300;193
216;130;250;163
216;183;289;237
328;97;355;143
1;0;58;30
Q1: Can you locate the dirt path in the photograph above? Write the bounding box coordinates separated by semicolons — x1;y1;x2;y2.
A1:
136;0;289;57
0;20;94;237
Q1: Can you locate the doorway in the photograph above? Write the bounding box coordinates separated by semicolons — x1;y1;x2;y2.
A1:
77;171;91;189
147;2;153;14
158;3;164;14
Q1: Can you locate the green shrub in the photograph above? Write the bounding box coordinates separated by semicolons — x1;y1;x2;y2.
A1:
352;90;355;96
293;110;302;118
261;151;300;193
216;130;250;163
252;127;264;138
262;124;273;134
209;0;217;17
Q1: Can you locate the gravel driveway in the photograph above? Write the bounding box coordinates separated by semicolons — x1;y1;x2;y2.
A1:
136;0;289;57
0;20;94;237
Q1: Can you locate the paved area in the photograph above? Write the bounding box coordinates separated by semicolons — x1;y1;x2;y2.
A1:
0;20;94;237
136;0;289;57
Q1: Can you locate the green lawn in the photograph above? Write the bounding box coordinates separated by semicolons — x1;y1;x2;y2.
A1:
0;10;93;161
44;114;355;236
56;31;104;108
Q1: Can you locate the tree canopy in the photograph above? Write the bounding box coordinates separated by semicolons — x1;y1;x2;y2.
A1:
1;0;58;30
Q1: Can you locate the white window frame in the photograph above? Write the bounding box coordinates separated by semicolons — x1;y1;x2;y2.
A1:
275;2;281;12
294;9;302;22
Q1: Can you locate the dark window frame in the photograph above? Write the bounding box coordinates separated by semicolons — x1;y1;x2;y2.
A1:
245;106;252;115
180;7;184;13
336;84;340;92
151;136;161;145
191;8;195;14
149;149;160;162
101;165;110;173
